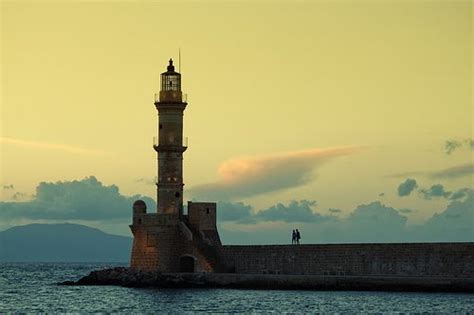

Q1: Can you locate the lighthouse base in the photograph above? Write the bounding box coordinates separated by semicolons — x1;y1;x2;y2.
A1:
130;202;222;273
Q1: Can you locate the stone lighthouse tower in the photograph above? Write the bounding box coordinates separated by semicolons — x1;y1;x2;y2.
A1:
154;59;186;215
129;59;222;273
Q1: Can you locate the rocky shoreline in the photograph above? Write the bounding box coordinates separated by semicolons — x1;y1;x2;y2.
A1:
59;267;474;292
59;267;214;288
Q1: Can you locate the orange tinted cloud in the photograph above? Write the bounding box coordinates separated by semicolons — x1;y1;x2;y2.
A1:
0;137;108;156
188;146;360;200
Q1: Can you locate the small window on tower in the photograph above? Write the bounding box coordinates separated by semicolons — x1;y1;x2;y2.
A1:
175;192;180;198
159;124;163;129
206;208;210;214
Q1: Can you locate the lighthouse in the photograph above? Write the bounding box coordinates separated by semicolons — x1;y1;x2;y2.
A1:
154;58;186;215
130;59;221;273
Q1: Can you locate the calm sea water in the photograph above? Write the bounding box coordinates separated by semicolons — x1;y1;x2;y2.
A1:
0;262;473;313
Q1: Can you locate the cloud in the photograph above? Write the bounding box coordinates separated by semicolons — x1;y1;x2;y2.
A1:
11;192;33;201
0;185;33;202
0;176;155;221
412;183;470;201
417;190;474;241
449;188;471;200
427;192;472;225
217;200;333;224
219;191;473;244
468;139;474;149
419;184;452;200
430;164;474;179
444;138;473;155
397;178;418;197
220;200;412;244
0;137;108;156
216;201;253;223
2;177;472;243
217;199;408;229
188;146;360;200
417;186;470;201
398;208;415;214
347;201;407;228
255;200;332;223
388;163;474;180
135;177;155;185
444;140;462;155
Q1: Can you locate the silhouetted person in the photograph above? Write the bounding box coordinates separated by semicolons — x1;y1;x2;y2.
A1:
296;229;301;245
292;230;296;244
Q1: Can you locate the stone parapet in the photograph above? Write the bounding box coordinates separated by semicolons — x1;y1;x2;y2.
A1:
219;243;474;277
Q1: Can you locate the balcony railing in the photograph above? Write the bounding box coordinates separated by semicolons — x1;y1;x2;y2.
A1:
154;93;187;103
153;136;188;147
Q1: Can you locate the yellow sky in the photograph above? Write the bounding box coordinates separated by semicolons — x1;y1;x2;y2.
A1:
1;1;472;224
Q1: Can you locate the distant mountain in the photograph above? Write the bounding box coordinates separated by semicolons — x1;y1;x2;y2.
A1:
0;223;132;262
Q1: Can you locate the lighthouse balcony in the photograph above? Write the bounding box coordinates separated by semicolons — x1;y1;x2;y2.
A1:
154;92;187;104
153;136;188;152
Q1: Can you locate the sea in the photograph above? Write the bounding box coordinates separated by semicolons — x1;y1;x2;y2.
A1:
0;263;473;313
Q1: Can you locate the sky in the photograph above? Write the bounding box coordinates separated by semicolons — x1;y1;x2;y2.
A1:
1;0;472;243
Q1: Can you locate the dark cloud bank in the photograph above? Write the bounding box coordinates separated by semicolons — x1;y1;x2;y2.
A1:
1;177;472;244
217;191;473;244
0;177;155;222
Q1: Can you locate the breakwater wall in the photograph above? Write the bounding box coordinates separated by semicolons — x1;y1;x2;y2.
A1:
219;243;474;277
61;267;474;292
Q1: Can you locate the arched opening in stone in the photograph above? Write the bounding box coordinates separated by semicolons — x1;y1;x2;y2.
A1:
179;255;195;273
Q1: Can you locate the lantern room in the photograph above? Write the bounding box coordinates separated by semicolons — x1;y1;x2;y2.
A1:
157;58;183;103
161;59;181;91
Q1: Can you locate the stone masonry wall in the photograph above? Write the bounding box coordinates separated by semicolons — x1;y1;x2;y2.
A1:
188;202;217;231
219;243;474;277
130;224;215;273
130;210;219;273
130;224;182;272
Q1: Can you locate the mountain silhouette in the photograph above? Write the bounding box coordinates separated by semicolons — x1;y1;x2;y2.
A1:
0;223;132;262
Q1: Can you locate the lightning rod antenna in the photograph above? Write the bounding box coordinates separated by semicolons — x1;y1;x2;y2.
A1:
179;48;181;73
